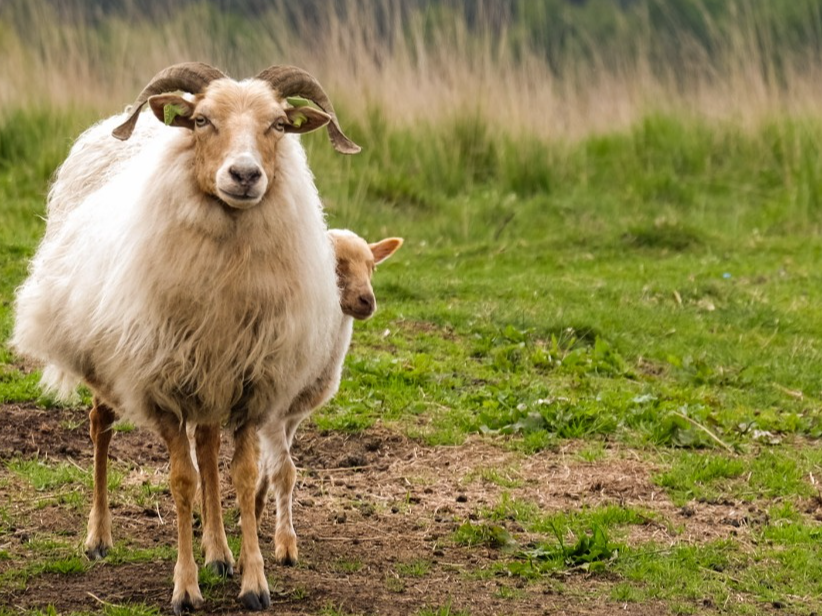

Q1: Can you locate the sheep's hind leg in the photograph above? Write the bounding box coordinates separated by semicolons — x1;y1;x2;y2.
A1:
194;424;234;577
158;414;203;614
85;397;116;559
233;423;270;610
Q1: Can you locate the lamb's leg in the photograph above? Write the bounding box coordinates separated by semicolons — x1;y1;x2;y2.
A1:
268;423;299;566
233;423;270;610
157;415;203;614
85;397;116;559
194;424;234;577
260;380;339;566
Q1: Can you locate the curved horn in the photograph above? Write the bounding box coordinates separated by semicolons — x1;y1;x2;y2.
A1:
255;65;361;155
112;62;227;141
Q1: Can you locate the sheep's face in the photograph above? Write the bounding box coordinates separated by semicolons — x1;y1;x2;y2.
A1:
330;232;404;320
149;80;331;210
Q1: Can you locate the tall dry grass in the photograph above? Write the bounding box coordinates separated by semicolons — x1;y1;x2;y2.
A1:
3;0;822;140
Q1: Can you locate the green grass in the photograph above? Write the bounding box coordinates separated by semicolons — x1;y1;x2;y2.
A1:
396;559;432;578
7;458;123;492
5;107;822;614
415;602;471;616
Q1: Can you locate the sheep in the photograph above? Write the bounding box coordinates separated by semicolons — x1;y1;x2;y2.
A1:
84;229;403;573
12;62;361;613
253;229;403;565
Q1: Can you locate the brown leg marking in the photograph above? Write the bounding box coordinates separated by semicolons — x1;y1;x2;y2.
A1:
157;414;203;615
233;423;270;610
85;397;116;559
194;424;234;577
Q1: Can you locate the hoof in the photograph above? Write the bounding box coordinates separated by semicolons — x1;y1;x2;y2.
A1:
172;591;202;615
207;560;234;578
276;553;298;567
239;590;271;611
85;543;110;560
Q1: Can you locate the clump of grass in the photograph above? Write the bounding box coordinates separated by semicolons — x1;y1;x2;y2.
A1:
334;558;364;574
623;221;705;252
396;559;431;578
416;602;471;616
453;522;515;550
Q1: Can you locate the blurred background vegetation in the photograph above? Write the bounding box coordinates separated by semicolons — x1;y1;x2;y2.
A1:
5;0;822;137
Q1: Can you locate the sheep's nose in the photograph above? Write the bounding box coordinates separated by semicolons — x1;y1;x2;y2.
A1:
229;164;262;186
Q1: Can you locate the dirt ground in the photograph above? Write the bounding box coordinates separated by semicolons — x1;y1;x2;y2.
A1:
0;403;755;615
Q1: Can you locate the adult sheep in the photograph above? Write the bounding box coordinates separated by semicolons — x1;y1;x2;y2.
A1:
12;62;360;613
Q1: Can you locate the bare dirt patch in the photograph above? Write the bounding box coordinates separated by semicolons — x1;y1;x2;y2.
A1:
0;403;736;615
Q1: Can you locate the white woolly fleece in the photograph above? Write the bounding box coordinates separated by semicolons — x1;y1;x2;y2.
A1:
13;109;343;430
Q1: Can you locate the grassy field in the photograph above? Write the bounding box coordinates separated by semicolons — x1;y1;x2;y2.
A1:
4;1;822;615
3;107;822;614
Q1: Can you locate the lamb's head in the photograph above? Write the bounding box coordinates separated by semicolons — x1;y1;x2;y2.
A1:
112;62;360;210
329;230;403;320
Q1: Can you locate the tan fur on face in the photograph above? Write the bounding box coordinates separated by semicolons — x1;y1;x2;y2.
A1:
148;80;329;210
192;81;282;205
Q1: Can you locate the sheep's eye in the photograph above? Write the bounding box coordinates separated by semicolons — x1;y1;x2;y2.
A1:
272;118;286;132
194;116;209;128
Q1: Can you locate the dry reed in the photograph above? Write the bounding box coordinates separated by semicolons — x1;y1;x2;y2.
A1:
2;0;822;140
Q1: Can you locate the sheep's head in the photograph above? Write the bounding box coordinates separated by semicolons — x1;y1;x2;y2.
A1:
329;230;403;320
112;62;360;210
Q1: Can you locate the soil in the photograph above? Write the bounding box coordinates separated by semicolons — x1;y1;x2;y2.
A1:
0;403;753;615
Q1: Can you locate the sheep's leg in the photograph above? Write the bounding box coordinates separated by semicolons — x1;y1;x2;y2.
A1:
269;423;299;566
233;423;270;610
194;424;234;578
85;397;116;559
259;380;339;565
157;415;203;615
253;467;269;524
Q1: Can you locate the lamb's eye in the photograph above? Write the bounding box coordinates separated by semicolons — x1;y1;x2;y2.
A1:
194;116;209;128
272;118;286;132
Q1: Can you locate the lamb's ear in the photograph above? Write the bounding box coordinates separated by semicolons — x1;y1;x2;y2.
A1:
370;237;404;264
148;95;196;129
285;107;331;134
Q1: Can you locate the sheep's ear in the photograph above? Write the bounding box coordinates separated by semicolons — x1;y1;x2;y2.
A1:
284;107;331;134
370;237;404;264
148;95;196;130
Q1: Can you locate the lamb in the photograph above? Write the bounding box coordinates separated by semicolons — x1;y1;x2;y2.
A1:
12;62;360;613
253;229;403;565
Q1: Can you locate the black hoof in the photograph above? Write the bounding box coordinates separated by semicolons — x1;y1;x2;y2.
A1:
239;590;271;611
207;560;234;578
172;592;199;615
85;544;109;560
278;554;297;567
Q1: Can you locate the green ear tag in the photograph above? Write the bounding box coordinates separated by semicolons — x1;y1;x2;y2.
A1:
163;103;187;126
286;96;311;108
291;112;307;129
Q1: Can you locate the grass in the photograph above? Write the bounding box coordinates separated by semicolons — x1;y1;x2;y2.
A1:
7;458;123;493
5;105;822;613
4;3;822;612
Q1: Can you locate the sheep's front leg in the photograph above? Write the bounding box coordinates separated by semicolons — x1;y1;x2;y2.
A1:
85;397;116;559
233;423;270;610
158;416;203;614
194;424;234;577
